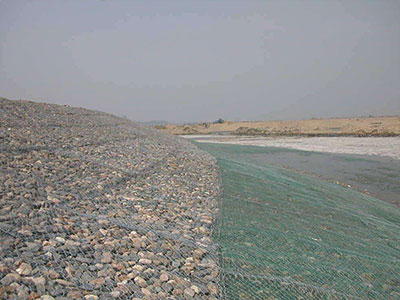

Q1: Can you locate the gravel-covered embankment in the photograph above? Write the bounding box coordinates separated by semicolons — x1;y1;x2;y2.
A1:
0;98;220;299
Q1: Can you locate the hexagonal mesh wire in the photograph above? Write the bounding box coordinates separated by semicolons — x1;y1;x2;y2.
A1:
197;142;400;300
0;99;221;299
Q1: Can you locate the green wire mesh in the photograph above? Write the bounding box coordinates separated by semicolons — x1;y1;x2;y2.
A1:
197;142;400;300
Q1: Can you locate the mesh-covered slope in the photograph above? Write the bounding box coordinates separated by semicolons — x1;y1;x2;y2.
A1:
0;99;220;299
197;142;400;300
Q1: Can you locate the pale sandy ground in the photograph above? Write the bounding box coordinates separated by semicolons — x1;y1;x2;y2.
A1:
163;116;400;136
184;135;400;160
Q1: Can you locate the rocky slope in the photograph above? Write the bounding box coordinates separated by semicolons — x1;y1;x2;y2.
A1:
0;98;220;299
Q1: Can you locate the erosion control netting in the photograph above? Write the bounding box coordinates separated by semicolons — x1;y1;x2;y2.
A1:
196;142;400;300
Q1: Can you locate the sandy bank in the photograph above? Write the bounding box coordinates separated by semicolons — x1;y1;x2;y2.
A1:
161;116;400;137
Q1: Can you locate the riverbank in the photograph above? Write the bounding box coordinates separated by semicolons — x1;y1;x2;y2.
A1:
161;116;400;137
0;98;220;299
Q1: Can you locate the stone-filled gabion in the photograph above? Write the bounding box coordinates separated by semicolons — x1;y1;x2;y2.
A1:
0;98;221;300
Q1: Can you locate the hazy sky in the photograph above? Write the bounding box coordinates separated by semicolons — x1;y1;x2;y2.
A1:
1;0;399;123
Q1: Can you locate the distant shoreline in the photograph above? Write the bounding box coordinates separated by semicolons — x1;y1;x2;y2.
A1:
185;131;399;137
158;115;400;137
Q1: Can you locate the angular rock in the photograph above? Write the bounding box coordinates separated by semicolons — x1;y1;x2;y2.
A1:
16;263;32;276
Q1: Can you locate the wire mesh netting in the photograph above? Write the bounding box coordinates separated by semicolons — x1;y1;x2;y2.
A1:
0;99;221;299
196;142;400;300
